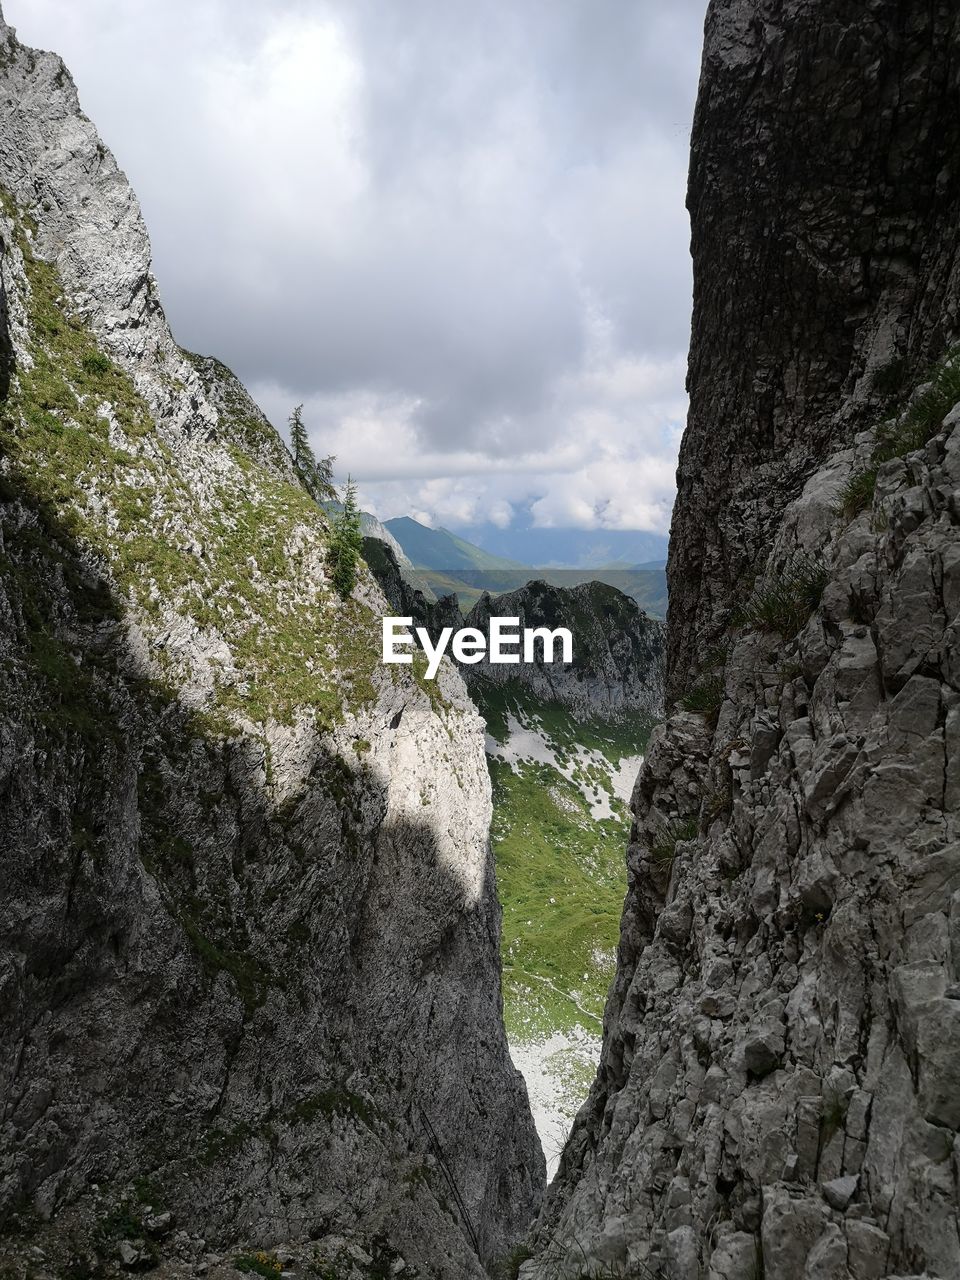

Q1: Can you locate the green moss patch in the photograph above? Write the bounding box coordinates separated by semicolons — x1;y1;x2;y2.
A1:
0;190;380;731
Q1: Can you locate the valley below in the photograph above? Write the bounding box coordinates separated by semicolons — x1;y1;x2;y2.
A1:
475;681;654;1175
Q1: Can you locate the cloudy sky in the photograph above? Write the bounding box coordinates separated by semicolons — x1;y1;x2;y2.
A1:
8;0;707;542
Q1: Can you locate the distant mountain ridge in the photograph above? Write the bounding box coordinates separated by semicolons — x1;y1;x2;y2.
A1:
383;516;526;572
380;515;669;617
447;524;669;569
384;515;668;571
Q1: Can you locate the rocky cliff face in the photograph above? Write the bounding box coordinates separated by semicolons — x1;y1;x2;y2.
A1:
465;580;664;723
668;0;960;705
526;5;960;1278
362;537;462;642
0;11;542;1278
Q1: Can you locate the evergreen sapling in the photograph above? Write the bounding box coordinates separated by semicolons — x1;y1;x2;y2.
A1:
329;478;363;599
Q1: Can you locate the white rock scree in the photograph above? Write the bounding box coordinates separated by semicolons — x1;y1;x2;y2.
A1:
382;615;574;679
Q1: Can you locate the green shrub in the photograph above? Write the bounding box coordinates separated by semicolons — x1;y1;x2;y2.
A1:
650;816;698;867
839;467;877;517
81;351;111;376
874;350;960;463
737;553;828;636
680;671;724;720
235;1252;282;1276
703;787;732;824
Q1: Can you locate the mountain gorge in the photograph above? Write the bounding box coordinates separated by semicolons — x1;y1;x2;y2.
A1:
364;546;666;1173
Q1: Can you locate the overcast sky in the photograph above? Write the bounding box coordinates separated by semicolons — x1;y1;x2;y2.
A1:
8;0;707;536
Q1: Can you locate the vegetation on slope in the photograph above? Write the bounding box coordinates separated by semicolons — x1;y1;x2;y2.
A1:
0;190;379;732
839;347;960;520
476;681;654;1043
491;758;626;1039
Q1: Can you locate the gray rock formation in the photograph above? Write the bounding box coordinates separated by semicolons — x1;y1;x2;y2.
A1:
465;580;664;723
668;0;960;705
0;9;542;1277
525;4;960;1278
362;536;462;644
359;512;412;571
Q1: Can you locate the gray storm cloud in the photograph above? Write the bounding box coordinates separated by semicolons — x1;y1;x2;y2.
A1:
6;0;707;532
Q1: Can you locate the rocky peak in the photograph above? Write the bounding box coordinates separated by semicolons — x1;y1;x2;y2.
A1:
465;579;664;722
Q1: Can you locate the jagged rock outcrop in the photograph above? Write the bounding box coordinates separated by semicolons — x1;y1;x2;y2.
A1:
0;10;542;1278
465;581;664;722
668;0;960;705
362;536;462;642
359;512;412;570
526;5;960;1278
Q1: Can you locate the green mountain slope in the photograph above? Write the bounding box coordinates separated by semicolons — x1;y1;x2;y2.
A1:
473;679;655;1172
384;516;527;572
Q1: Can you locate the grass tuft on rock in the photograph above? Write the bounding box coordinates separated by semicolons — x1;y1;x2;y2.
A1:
680;671;725;721
736;553;828;637
874;349;960;464
650;816;698;867
839;466;878;518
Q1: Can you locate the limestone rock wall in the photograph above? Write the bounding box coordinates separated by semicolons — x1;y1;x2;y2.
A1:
526;4;960;1277
0;9;542;1276
531;406;960;1279
669;0;960;703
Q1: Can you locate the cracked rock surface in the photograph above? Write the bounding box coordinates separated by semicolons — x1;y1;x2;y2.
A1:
668;0;960;705
526;3;960;1277
0;7;542;1276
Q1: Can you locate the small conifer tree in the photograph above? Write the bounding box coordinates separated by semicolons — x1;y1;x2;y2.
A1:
289;403;309;467
328;477;363;599
314;452;337;502
288;404;337;503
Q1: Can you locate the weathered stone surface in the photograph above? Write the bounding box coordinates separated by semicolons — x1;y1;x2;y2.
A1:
822;1175;859;1212
524;2;960;1276
667;0;960;703
0;7;542;1276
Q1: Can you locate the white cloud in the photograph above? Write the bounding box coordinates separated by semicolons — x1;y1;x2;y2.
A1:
6;0;706;537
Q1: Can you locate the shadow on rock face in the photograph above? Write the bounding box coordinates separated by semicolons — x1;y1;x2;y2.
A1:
0;235;13;403
0;457;543;1276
